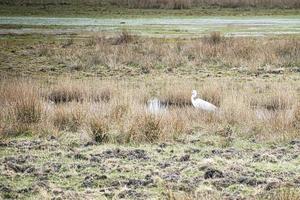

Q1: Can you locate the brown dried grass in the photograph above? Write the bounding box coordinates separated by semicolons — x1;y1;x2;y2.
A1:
1;78;299;142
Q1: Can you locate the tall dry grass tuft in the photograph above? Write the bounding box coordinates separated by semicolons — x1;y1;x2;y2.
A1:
160;89;191;107
109;104;129;122
52;105;85;132
112;30;135;45
128;113;162;143
158;80;223;107
13;89;42;124
35;44;51;57
220;92;254;125
89;115;109;143
91;87;113;103
47;81;113;104
162;109;191;139
292;104;300;129
255;90;294;111
48;85;83;104
199;82;223;107
0;81;42;136
203;31;223;45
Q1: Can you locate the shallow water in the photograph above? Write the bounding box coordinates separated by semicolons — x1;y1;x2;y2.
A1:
1;16;299;26
147;98;167;114
0;16;299;37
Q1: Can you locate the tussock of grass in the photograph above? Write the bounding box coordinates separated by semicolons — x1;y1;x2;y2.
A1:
220;92;253;125
93;87;112;103
0;81;42;136
199;82;223;107
48;85;83;104
128;113;162;143
250;86;295;110
48;82;113;104
89;115;109;143
293;104;300;129
35;44;51;57
112;30;136;45
160;89;191;107
109;104;128;121
52;105;85;132
13;91;41;124
202;31;223;45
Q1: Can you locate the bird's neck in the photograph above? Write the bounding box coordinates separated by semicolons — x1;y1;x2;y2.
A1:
191;95;196;102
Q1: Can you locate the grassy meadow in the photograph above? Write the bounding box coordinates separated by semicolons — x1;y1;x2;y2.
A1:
0;2;300;199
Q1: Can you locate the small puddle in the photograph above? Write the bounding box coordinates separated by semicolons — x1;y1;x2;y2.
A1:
146;98;193;114
147;98;167;114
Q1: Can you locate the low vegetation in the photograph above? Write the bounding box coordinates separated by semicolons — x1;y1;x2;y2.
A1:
0;125;299;199
1;33;299;78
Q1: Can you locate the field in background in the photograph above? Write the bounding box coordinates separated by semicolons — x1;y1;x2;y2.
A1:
2;0;300;9
0;3;300;198
0;0;299;17
1;33;299;77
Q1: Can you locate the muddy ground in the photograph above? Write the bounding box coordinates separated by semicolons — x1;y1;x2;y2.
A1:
0;133;299;199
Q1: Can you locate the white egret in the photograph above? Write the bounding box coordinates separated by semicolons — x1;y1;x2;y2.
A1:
191;90;217;112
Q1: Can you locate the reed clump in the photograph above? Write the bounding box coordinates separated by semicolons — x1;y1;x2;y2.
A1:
128;113;162;143
52;105;85;132
89;115;109;143
0;81;42;136
48;85;84;104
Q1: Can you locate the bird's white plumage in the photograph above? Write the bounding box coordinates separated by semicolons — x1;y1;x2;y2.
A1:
191;90;217;112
